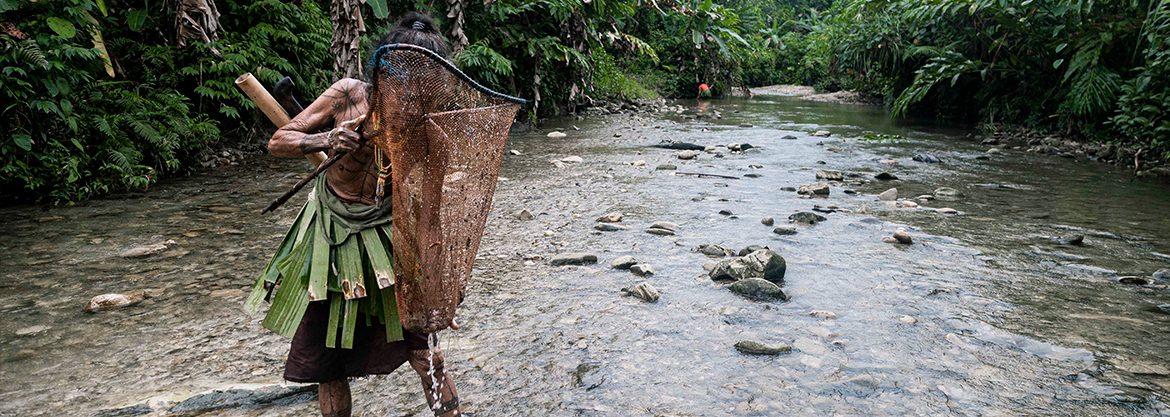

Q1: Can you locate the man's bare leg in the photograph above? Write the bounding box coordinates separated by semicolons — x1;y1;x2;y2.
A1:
319;379;352;417
409;348;460;417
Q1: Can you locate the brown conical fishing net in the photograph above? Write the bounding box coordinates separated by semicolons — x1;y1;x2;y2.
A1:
363;44;524;334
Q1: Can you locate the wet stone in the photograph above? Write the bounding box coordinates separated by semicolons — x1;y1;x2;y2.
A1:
773;226;798;235
609;256;637;269
893;228;913;244
594;223;627;232
547;131;567;138
15;325;50;336
789;212;827;225
718;209;733;216
1117;276;1149;286
913;154;941;163
86;290;146;312
738;245;765;257
812;130;831;137
734;340;792;355
782;135;798;140
874;172;899;180
937;208;959;214
120;240;177;258
816;170;844;181
656;164;677;171
646;228;676;236
761;217;775;226
781;187;797;192
793;337;827;355
629;264;655;276
797;183;830;196
877;188;898;201
621;282;660;303
696;244;734;257
809;310;837;319
550;253;598;266
649;221;680;232
728;278;787;300
1058;234;1085;246
597;212;623;223
561;156;584;163
677;150;701;160
168;384;316;415
1154;269;1170;281
93;403;153;417
899;315;918;324
711;250;786;284
934;187;963;197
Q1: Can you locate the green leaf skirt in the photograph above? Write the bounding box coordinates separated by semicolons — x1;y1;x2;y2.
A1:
246;188;403;349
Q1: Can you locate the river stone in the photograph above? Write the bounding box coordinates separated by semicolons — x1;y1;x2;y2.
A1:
1058;234;1084;245
508;149;522;156
913;154;940;163
782;135;798;140
901;201;919;208
773;226;798;235
744;173;762;178
1154;269;1170;281
893;228;913;244
547;131;567;138
812;130;831;137
696;244;734;257
738;245;765;257
874;172;898;180
550;253;598;266
594;223;627;232
169;384;316;415
610;256;637;269
677;150;701;160
816;170;844;181
789;212;827;225
761;217;775;226
881;236;898;243
934;187;963;197
120;240;177;258
655;164;677;171
631;160;647;166
809;310;837;319
630;264;655;276
937;208;959;214
1159;305;1170;314
728;278;788;300
703;260;720;272
93;403;153;417
645;228;676;236
734;340;792;355
597;212;623;223
516;209;535;220
560;156;584;163
1118;276;1149;285
650;221;680;232
710;250;786;284
797;183;830;196
718;209;733;216
899;315;918;324
86;290;146;312
877;188;897;201
621;282;660;303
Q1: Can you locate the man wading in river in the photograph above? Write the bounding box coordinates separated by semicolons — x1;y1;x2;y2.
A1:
246;13;461;417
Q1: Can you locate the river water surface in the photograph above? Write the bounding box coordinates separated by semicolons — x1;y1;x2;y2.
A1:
2;94;1168;416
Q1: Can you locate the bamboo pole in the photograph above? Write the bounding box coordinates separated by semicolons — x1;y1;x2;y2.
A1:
234;73;327;167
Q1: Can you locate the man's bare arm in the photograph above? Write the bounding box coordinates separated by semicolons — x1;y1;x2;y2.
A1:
268;79;366;158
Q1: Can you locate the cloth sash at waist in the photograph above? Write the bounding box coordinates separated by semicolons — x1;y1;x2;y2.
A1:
246;176;403;348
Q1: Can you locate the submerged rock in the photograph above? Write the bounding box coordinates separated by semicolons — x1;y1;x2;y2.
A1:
934;187;963;197
877;188;897;201
812;130;831;137
677;150;701;160
594;223;626;232
913;154;941;163
734;340;792;355
550;253;598;266
1058;234;1085;246
1153;269;1170;281
610;256;637;269
761;217;775;226
696;244;735;257
728;278;788;300
651;141;706;150
622;282;660;303
561;155;584;163
649;221;680;232
789;212;827;225
645;228;676;236
547;131;567;138
874;172;898;180
1118;276;1149;286
120;240;177;258
169;384;316;415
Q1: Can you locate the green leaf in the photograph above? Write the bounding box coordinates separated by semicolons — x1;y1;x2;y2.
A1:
368;0;389;19
127;10;147;31
1055;43;1068;53
47;17;77;39
0;0;21;13
94;0;108;16
13;134;32;151
1053;59;1064;69
71;138;84;152
692;30;703;48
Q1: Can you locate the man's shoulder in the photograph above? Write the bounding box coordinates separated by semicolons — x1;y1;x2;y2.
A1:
329;78;370;97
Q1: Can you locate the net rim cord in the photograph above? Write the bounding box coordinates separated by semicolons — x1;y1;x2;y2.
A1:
368;43;529;106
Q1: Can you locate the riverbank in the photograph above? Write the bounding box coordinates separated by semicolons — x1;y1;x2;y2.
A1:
2;96;1168;416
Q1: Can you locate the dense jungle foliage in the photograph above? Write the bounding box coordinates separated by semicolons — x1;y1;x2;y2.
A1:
2;0;1168;202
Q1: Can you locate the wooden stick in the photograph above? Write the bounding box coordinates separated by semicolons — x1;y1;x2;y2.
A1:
261;153;344;214
674;171;740;179
234;72;327;167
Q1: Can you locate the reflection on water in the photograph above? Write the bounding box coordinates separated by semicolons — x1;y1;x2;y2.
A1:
0;95;1167;416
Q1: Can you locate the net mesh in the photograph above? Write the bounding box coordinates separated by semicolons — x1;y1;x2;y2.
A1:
364;45;522;334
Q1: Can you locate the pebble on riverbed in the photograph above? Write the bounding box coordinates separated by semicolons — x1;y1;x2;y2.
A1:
120;240;177;258
884;228;912;244
597;212;623;223
734;340;792;355
809;310;837;319
816;170;844;181
594;223;627;232
877;188;897;201
549;253;598;266
728;278;788;300
85;290;147;312
516;209;535;220
630;264;655;276
761;217;775;226
797;183;830;196
789;212;827;225
610;256;637;269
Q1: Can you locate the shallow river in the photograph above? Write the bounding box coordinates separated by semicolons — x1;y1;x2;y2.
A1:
2;95;1169;416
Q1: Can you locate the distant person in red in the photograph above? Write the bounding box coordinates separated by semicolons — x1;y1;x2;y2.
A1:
697;81;712;98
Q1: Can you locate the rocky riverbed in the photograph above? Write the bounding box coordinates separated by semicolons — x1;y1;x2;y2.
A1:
1;95;1168;416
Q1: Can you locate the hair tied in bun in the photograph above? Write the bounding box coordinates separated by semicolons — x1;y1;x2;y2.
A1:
411;21;426;30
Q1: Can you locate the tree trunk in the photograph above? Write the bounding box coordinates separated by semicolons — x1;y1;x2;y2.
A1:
331;0;365;81
446;0;468;53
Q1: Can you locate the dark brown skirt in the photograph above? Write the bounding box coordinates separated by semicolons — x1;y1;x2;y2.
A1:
284;299;429;383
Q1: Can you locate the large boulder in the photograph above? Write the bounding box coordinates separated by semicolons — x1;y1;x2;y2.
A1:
709;249;786;284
